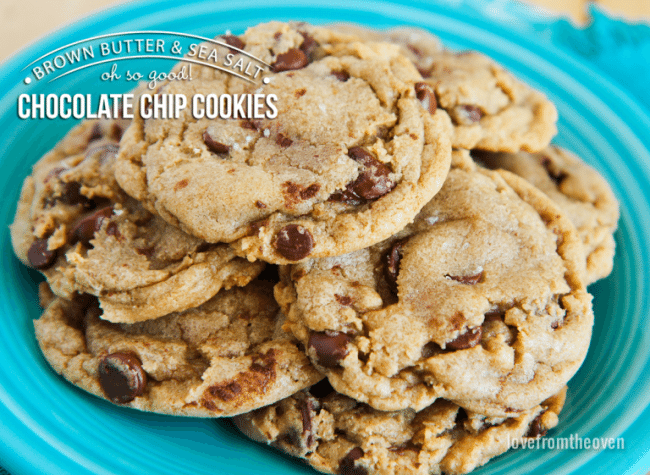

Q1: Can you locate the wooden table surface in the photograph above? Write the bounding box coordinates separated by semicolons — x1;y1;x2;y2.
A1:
1;0;649;62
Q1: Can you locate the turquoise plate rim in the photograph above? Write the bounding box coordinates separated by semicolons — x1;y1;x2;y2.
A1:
1;1;649;474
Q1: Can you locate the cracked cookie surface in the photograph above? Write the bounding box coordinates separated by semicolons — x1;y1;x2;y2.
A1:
418;49;557;153
10;118;263;323
34;278;322;416
234;380;566;475
115;22;452;263
276;167;592;416
327;23;443;73
476;145;620;284
328;24;557;153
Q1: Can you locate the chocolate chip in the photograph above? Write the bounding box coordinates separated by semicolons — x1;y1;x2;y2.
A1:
255;200;267;209
328;189;364;206
44;171;90;209
541;157;568;186
308;331;351;368
335;294;353;306
203;130;230;154
60;182;95;209
135;246;155;258
248;219;269;236
346;146;396;200
309;378;335;398
452;105;483;125
347;146;376;162
331;70;350;82
526;413;548;438
484;310;505;323
339;447;367;475
298;396;315;446
59;181;84;205
27;239;57;269
276;133;293;148
447;326;483;350
209;381;242;402
272;48;308;72
384;239;407;294
70;206;114;246
274;224;313;261
98;352;147;404
240;119;258;130
299;32;319;60
328;147;396;204
282;181;306;207
283;181;320;206
111;123;123;141
414;82;437;114
88;123;103;142
221;34;245;52
447;271;483;285
300;184;320;200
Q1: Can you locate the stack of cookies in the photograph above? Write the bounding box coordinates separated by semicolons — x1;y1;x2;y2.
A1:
10;21;619;475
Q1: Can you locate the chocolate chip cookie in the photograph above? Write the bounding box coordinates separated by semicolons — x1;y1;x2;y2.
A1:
115;22;452;263
475;145;620;284
10;118;263;323
234;379;566;475
34;278;322;416
330;24;557;153
276;167;593;416
328;23;443;73
418;49;557;153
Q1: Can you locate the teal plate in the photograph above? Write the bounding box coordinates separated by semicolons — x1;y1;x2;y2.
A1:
1;1;649;474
